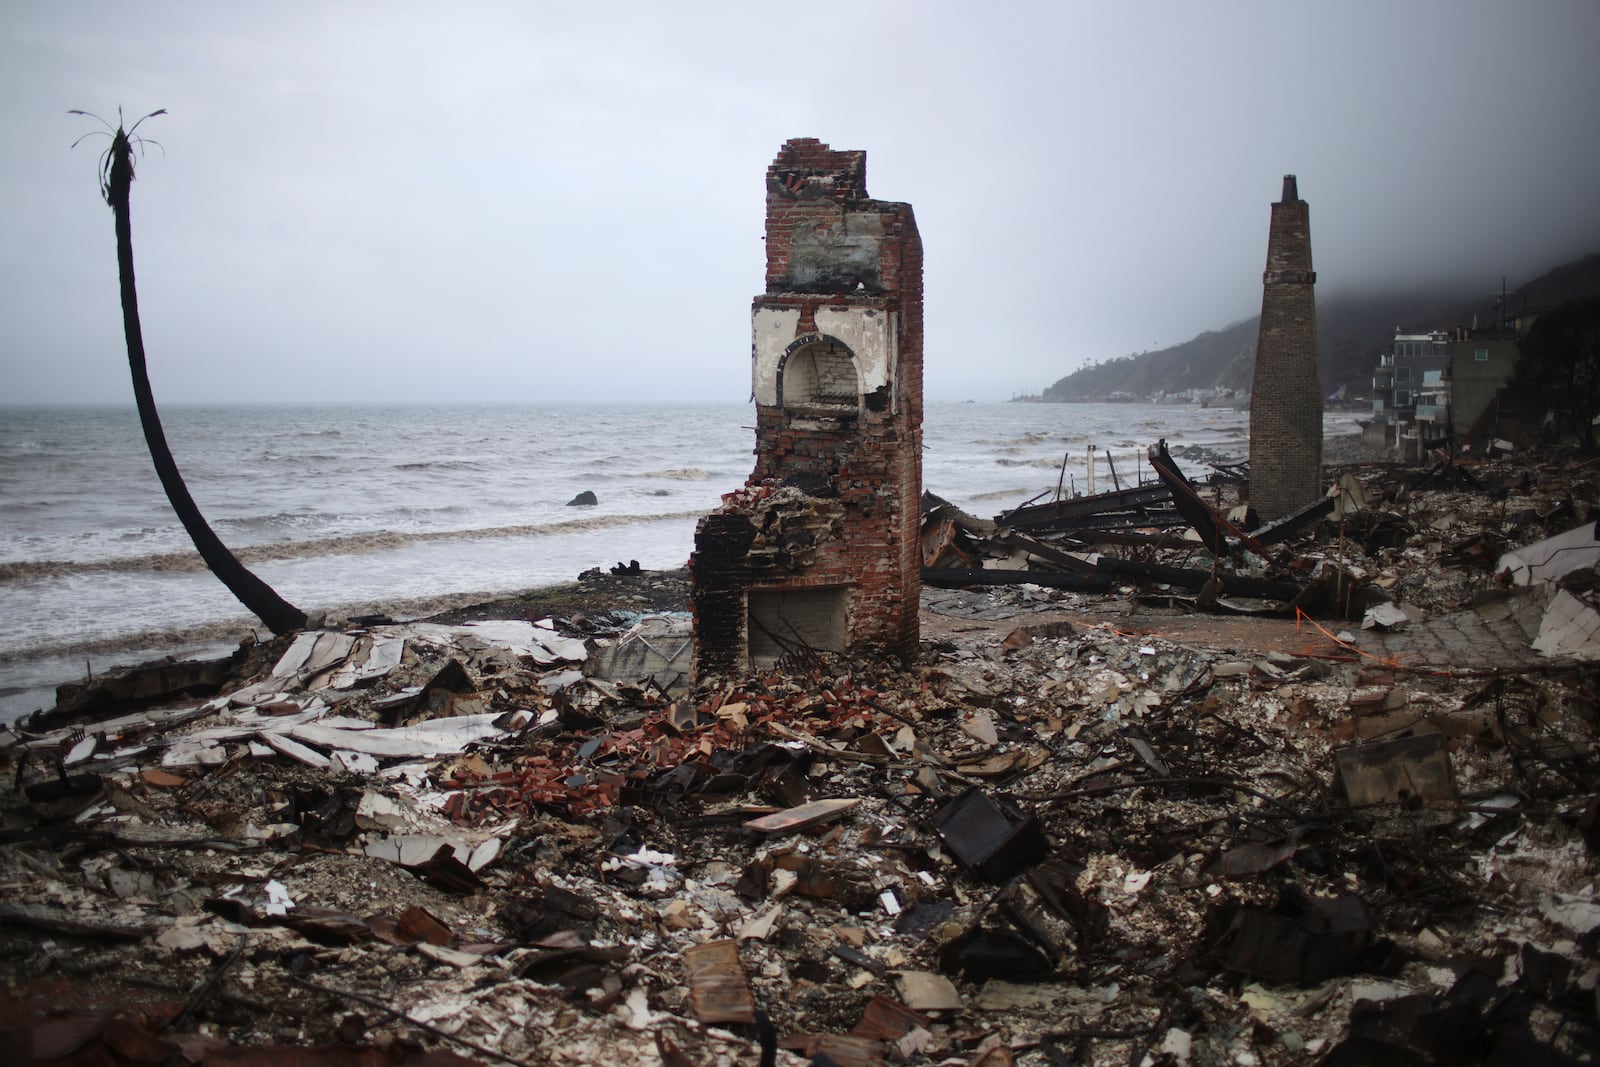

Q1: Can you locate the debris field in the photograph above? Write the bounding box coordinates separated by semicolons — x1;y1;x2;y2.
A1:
2;448;1598;1067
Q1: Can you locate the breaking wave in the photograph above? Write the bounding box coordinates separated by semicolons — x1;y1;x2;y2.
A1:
969;486;1035;501
0;618;260;667
993;457;1063;469
0;509;709;584
392;459;492;472
636;468;711;481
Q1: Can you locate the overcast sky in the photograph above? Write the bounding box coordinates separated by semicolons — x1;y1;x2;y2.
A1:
3;1;1598;406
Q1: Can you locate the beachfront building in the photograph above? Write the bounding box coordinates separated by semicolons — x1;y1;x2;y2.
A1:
1369;330;1452;453
1450;334;1518;441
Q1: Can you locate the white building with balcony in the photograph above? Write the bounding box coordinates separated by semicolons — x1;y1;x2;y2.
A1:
1370;330;1452;451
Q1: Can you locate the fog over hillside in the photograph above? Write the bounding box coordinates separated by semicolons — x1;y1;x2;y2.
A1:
1039;253;1600;402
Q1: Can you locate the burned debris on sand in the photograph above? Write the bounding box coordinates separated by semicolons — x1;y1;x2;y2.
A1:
3;452;1599;1066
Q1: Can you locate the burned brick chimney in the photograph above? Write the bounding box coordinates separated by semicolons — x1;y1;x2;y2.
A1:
691;138;924;677
1248;174;1323;521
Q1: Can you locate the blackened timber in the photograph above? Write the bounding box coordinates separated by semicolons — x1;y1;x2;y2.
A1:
998;483;1174;530
922;560;1301;601
922;568;1113;592
1147;441;1267;556
922;492;997;536
1094;558;1303;601
1251;495;1335;546
993;530;1100;574
1055;528;1198;549
1015;510;1189;533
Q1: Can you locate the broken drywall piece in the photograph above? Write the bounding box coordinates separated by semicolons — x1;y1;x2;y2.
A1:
1361;602;1411;631
1497;520;1600;586
263;880;294;917
300;633;359;687
466;837;502;873
364;834;463;868
285;712;503;759
331;750;380;775
63;734;97;766
895;971;962;1012
354;791;410;831
160;740;229;768
327;634;407;689
257;731;331;769
1531;589;1600;660
267;632;320;679
538;669;585;694
407;621;587;666
737;904;784;941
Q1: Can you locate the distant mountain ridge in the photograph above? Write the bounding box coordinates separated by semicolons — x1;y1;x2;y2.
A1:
1038;253;1600;402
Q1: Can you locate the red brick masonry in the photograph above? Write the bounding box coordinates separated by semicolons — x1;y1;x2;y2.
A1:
692;139;924;676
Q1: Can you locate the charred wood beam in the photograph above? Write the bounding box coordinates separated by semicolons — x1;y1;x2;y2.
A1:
0;901;157;941
51;654;238;722
1053;528;1197;548
1093;558;1303;601
922;492;997;535
998;484;1174;529
993;531;1100;574
922;568;1114;593
1251;495;1335;546
1018;512;1190;534
1147;441;1267;556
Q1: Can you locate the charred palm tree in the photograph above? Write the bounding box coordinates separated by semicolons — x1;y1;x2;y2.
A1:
73;109;307;635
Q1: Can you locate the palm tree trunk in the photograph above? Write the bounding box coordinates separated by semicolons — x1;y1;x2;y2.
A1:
107;132;308;636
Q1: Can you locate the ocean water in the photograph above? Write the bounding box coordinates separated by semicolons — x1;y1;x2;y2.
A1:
0;401;1362;720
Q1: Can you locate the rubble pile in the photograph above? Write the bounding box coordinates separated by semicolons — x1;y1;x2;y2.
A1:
928;446;1600;643
3;451;1599;1066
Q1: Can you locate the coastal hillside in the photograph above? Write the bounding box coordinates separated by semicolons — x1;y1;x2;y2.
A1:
1040;252;1600;402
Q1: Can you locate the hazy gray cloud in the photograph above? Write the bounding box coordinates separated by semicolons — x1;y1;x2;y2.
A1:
3;0;1597;405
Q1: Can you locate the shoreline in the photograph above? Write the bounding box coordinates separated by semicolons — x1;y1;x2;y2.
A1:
0;429;1436;724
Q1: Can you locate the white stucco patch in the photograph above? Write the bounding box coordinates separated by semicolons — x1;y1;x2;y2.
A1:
751;306;897;408
752;307;803;405
814;308;893;395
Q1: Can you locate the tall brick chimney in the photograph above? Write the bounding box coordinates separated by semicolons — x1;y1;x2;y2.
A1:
690;139;924;677
1248;174;1323;521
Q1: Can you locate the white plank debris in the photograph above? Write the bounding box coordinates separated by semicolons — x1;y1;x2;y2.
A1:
284;713;504;760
